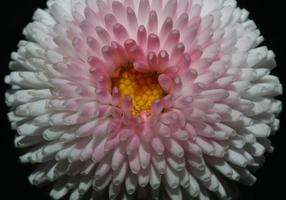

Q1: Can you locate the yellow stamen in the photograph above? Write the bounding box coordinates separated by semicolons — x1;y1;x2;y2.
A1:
112;64;165;116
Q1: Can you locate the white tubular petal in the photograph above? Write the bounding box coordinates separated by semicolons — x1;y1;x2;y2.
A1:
113;161;128;186
163;138;184;158
7;111;26;123
33;8;55;25
54;144;75;161
16;135;43;149
151;188;160;200
7;72;50;88
231;81;250;94
198;186;211;200
95;161;111;181
245;142;266;157
232;167;257;186
196;137;215;156
6;89;52;106
245;82;282;97
211;140;227;157
29;169;48;185
236;35;256;51
165;184;183;200
185;141;203;156
201;0;219;16
179;169;190;188
93;172;112;191
49;112;70;126
150;165;161;189
256;50;276;69
255;68;270;79
200;89;229;101
92;137;107;164
121;193;132;200
164;165;180;189
67;161;82;176
151;137;165;155
125;172;137;195
269;100;282;115
63;112;89;126
112;146;125;171
216;183;229;199
139;143;151;169
225;149;248;167
203;174;220;192
186;153;205;171
172;129;189;141
271;119;280;132
68;140;87;162
206;157;240;181
184;173;200;198
258;138;274;153
16;100;50;117
244;124;271;138
166;155;185;172
46;50;63;63
48;1;72;24
129;152;141;174
33;113;51;126
152;154;167;174
243;151;255;166
17;123;42;136
251;156;266;168
223;110;253;127
246;52;261;67
138;168;150;187
126;135;140;155
32;161;56;181
76;120;97;137
109;181;122;200
69;189;80;200
196;166;213;183
229;135;246;149
43;127;65;141
240;131;257;144
49;178;69;200
24;28;56;49
79;176;92;195
155;122;171;137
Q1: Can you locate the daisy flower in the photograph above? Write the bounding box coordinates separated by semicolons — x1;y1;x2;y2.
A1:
5;0;282;199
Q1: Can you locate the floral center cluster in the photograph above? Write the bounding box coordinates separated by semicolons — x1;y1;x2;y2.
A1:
112;64;165;116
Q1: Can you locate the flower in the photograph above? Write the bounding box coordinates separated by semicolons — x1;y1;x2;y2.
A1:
5;0;282;199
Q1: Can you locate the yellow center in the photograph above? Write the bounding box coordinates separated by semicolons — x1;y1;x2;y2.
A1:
112;64;165;116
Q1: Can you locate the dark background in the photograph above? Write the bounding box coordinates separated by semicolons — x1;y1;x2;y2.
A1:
0;0;285;199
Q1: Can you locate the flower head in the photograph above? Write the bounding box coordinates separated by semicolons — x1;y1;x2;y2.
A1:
5;0;282;199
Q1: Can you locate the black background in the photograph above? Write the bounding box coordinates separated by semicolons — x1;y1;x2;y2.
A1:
0;0;285;199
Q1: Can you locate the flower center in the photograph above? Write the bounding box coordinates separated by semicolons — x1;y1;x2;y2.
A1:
112;64;165;116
